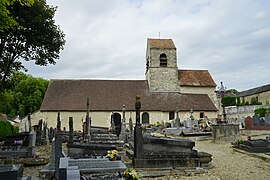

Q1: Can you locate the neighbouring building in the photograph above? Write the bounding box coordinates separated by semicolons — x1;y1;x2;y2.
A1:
34;38;218;131
237;83;270;105
224;84;270;119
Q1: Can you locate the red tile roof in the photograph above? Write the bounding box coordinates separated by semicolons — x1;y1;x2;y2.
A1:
179;70;216;87
147;38;176;49
40;80;217;112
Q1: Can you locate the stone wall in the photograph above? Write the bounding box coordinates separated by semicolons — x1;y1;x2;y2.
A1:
146;47;179;92
225;105;270;119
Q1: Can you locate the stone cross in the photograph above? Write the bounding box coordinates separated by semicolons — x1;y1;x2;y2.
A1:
57;111;61;132
86;97;91;141
129;112;133;138
134;95;143;159
69;117;74;144
119;105;127;142
28;113;32;132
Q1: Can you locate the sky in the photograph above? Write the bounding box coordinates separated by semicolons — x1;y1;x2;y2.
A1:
23;0;270;92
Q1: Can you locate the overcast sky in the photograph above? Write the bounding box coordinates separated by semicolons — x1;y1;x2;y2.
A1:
23;0;270;91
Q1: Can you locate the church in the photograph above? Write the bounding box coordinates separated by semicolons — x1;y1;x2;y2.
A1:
35;38;218;131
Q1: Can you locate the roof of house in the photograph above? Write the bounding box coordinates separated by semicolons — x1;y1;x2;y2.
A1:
237;83;270;97
178;70;216;87
147;38;176;49
40;80;217;112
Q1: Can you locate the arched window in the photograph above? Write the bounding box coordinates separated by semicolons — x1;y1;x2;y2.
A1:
142;112;150;124
160;53;167;67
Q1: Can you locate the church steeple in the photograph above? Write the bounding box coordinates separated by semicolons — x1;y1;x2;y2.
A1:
145;38;180;92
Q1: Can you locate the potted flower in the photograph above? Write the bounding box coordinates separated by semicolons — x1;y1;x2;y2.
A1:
106;150;121;161
123;168;141;180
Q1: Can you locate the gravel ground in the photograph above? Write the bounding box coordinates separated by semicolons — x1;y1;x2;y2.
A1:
23;136;270;180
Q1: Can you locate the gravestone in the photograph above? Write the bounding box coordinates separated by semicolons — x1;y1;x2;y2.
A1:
0;164;24;180
129;113;133;138
175;110;180;127
265;113;270;125
119;105;127;142
253;114;260;126
85;97;91;142
194;119;199;127
28;114;31;132
132;96;212;168
57;111;61;131
186;118;192;128
49;127;55;143
69;117;74;144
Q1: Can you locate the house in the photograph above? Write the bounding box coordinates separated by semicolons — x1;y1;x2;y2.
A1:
36;38;218;131
237;83;270;105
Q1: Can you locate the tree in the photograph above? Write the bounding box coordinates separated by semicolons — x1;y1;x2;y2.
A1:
222;96;237;107
0;0;34;31
0;72;49;118
0;0;65;91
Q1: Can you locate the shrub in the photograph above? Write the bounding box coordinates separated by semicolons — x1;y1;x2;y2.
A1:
0;121;17;141
255;108;270;117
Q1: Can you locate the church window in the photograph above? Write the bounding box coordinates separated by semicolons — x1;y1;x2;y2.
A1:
142;112;149;124
169;111;175;120
160;53;167;67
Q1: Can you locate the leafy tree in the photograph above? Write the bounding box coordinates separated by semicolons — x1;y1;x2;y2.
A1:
227;89;238;94
0;0;65;91
0;0;34;31
0;72;49;118
222;96;236;107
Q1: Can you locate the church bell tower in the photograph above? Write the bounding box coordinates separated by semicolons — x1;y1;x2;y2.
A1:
145;38;180;92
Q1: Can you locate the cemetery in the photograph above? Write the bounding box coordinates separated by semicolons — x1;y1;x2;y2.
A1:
1;95;270;179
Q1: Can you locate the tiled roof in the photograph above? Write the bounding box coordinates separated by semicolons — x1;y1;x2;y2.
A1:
40;80;217;112
237;83;270;97
147;38;176;49
179;70;216;87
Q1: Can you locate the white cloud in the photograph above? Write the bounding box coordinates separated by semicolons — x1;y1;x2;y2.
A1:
23;0;270;91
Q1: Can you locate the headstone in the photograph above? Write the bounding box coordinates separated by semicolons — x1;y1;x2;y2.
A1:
265;113;270;125
119;105;127;142
54;132;63;180
253;114;260;126
134;96;143;159
69;117;74;144
0;164;24;180
186;118;192;128
194;119;199;127
175;110;180;127
49;127;55;143
28;114;32;132
128;112;133;138
57;111;61;131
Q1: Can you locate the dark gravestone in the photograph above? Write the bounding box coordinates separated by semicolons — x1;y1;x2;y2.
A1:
253;114;260;126
49;127;55;143
69;117;74;144
265;113;270;125
57;111;61;131
240;139;270;153
55;133;63;180
134;96;143;159
0;164;24;180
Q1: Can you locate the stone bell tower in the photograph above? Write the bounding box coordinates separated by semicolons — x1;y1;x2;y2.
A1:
145;38;180;92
